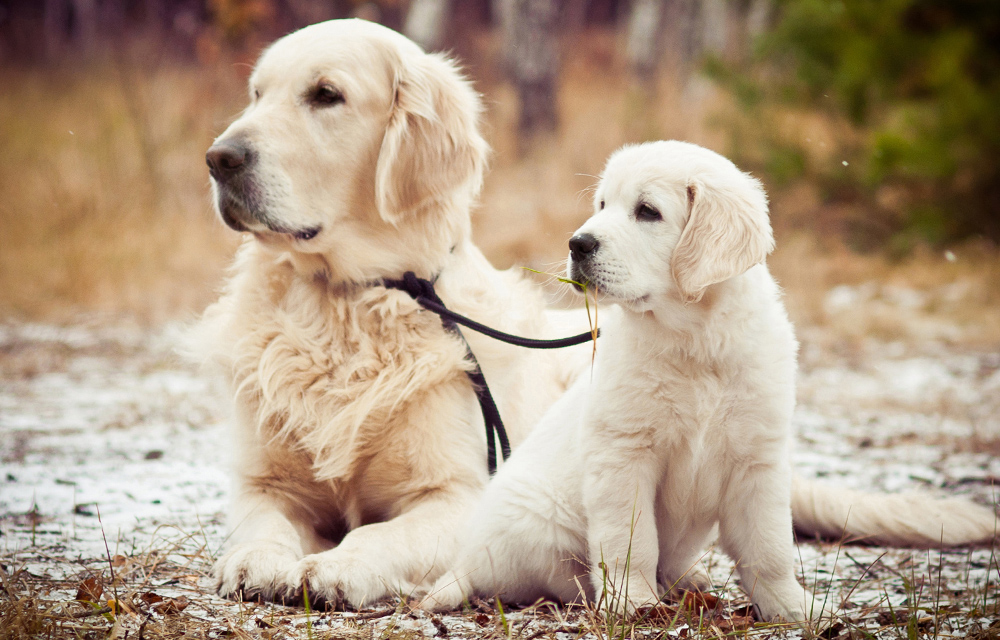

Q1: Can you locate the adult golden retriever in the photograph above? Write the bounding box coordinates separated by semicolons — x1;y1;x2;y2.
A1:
423;141;998;622
193;19;586;608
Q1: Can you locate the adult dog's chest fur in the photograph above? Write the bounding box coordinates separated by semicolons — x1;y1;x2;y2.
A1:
206;248;471;481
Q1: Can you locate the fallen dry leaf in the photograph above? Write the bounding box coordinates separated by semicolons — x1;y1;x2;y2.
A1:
966;620;1000;640
679;590;719;614
140;592;164;606
716;614;755;632
638;603;680;623
111;555;127;568
153;596;190;615
109;597;138;615
731;605;756;619
75;576;104;602
474;613;490;626
254;617;275;629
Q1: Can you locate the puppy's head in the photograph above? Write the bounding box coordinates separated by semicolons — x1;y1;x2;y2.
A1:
206;19;488;280
568;141;773;309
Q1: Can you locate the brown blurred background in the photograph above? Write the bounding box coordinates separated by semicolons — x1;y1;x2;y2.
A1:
1;0;997;346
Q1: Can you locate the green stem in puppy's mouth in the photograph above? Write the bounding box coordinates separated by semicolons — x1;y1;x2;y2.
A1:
521;267;599;363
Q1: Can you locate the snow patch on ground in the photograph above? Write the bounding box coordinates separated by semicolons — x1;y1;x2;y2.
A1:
1;322;231;567
1;321;997;638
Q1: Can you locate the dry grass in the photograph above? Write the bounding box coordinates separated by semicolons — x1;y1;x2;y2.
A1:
769;234;1000;348
3;541;998;640
0;53;242;325
1;30;998;347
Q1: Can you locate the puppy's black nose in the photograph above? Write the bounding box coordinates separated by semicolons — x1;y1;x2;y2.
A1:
569;233;599;262
206;140;250;180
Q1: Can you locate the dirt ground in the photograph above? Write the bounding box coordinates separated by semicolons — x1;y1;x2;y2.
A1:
1;307;998;639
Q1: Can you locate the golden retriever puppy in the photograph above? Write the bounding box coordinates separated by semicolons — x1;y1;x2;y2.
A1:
423;141;997;622
193;19;586;608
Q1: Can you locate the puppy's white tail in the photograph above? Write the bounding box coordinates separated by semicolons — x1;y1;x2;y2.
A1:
791;476;998;547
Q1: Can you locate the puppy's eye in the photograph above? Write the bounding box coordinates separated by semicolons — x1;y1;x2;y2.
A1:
308;84;345;108
599;199;605;210
635;203;662;222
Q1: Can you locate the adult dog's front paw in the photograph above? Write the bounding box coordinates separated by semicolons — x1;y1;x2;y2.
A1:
215;541;301;603
418;571;467;612
284;549;415;610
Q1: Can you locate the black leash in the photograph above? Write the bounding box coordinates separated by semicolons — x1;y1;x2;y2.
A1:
381;271;598;475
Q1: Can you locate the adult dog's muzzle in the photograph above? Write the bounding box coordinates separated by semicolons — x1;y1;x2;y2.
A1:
206;138;253;181
205;138;322;241
206;138;262;232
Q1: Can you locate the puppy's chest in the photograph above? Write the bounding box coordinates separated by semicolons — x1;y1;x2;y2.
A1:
598;355;739;438
591;347;783;489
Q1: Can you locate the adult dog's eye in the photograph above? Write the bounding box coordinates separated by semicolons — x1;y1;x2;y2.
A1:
308;84;345;107
635;203;662;222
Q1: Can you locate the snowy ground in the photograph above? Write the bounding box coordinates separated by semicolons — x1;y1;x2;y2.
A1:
1;318;998;639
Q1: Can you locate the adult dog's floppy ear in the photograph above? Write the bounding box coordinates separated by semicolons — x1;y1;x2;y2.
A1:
375;52;489;224
670;171;774;303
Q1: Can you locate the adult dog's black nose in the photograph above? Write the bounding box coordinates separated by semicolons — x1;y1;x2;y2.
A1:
206;140;250;181
569;233;599;262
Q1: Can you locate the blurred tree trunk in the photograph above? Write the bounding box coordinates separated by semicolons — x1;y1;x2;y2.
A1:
699;0;727;56
746;0;772;38
43;0;67;59
72;0;97;53
100;0;127;45
626;0;665;80
625;0;730;82
496;0;560;137
42;0;97;58
641;0;728;79
284;0;341;27
562;0;588;31
626;0;768;82
404;0;451;50
732;0;772;56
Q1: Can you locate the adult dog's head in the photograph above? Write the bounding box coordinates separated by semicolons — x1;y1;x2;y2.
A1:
567;141;774;310
206;19;488;282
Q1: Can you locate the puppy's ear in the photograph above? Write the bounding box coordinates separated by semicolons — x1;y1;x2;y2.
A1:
375;53;489;224
670;172;774;303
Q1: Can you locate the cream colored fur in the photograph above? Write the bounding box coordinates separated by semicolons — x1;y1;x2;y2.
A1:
422;141;998;622
192;19;587;608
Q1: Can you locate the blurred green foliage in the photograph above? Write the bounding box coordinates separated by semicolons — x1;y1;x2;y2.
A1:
707;0;1000;250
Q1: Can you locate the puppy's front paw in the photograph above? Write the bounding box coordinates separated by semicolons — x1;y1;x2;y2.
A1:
802;593;837;625
284;549;414;610
215;541;300;603
753;582;836;624
671;564;712;593
602;586;660;617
